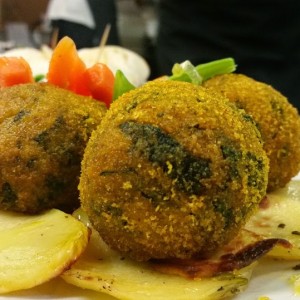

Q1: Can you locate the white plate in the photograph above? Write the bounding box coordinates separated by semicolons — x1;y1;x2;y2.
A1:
0;257;299;299
234;258;299;299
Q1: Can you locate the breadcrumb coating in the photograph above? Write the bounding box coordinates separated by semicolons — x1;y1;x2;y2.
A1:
0;83;107;213
204;73;300;191
80;80;269;261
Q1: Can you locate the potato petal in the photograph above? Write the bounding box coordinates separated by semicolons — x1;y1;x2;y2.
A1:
0;209;89;293
245;180;300;259
290;273;300;295
61;228;255;300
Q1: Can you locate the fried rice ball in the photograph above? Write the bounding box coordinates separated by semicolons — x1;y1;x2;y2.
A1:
203;73;300;192
0;83;107;213
80;80;269;261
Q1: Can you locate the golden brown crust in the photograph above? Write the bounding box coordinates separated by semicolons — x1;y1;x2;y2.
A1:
203;73;300;191
80;80;269;261
0;83;107;213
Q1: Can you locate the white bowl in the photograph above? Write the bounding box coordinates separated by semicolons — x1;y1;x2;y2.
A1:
1;45;150;87
78;45;150;87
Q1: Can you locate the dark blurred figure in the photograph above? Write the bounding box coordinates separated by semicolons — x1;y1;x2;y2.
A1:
155;0;300;110
46;0;119;49
88;0;120;45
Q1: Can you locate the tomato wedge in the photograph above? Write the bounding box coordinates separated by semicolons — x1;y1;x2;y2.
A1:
47;36;90;96
47;36;115;106
0;56;34;87
85;63;115;107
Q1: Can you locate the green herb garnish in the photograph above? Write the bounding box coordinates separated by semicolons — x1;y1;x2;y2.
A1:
113;70;136;101
112;58;236;100
34;74;46;82
169;57;236;84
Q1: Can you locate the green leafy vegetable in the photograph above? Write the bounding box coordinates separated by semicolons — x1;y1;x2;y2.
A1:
171;61;202;84
113;70;136;101
34;74;46;82
112;58;236;100
169;58;236;84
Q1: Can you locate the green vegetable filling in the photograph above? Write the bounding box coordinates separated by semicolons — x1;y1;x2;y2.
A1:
45;174;66;199
221;144;242;179
33;116;66;150
13;110;29;122
0;182;18;205
120;121;211;195
213;198;234;228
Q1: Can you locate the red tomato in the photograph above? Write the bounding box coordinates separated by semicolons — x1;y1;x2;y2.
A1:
0;56;34;87
47;36;91;96
85;63;115;107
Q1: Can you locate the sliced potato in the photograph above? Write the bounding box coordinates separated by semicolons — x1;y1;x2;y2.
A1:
62;180;300;299
289;273;300;294
0;208;89;294
61;227;255;300
245;180;300;259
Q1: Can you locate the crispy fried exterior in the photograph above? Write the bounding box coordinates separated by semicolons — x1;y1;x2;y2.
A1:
203;73;300;191
80;80;269;261
0;83;107;213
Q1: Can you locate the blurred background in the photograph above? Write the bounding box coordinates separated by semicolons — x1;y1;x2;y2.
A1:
0;0;158;76
0;0;299;110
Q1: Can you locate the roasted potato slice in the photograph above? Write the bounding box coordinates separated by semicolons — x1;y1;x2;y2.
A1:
62;178;300;300
61;227;255;300
290;273;300;294
0;209;89;294
245;180;300;259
